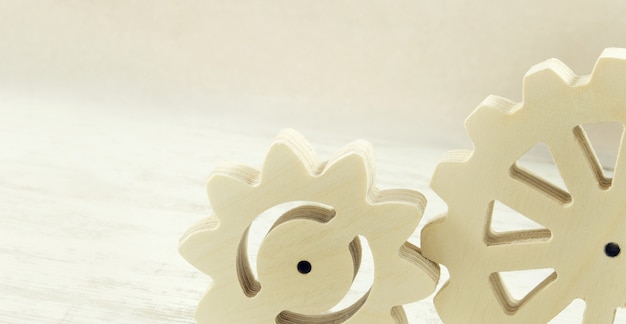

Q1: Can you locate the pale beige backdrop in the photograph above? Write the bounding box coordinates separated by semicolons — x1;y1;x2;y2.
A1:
2;1;626;147
3;2;626;323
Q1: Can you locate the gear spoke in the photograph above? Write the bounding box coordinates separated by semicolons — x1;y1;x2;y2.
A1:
549;127;600;196
582;303;616;324
502;176;566;229
514;279;575;323
486;243;552;272
573;125;613;189
610;128;626;190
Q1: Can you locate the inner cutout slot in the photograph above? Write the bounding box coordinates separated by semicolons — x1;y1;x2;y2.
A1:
484;200;551;246
614;307;626;323
247;202;334;278
510;142;572;204
490;269;557;314
548;298;586;323
574;122;625;189
329;235;374;313
237;201;335;297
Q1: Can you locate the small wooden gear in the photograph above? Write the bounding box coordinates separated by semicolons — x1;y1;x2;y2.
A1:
180;129;439;323
422;48;626;323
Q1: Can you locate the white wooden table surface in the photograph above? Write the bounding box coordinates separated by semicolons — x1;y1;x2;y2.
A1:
1;95;623;323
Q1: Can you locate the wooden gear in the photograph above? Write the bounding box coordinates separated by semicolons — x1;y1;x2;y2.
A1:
421;48;626;323
179;129;439;323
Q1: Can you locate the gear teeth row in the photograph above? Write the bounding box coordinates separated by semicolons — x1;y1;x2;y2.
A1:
181;48;626;323
424;48;626;324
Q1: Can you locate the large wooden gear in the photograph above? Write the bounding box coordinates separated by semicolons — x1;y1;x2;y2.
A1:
422;48;626;323
179;129;439;323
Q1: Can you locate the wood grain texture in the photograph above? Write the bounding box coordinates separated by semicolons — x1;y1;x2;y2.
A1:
422;48;626;324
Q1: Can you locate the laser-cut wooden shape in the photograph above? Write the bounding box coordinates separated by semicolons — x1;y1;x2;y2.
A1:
422;48;626;323
180;129;439;323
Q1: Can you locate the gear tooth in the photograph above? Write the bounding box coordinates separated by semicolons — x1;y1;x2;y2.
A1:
430;156;467;198
522;58;577;102
594;47;626;70
589;48;626;91
375;248;438;306
179;216;220;245
465;97;515;143
207;164;257;214
194;283;253;323
261;130;319;180
179;226;220;274
381;189;427;216
367;196;423;247
330;139;374;168
430;167;453;198
398;242;440;294
420;214;447;260
432;281;456;323
325;140;374;195
369;188;425;216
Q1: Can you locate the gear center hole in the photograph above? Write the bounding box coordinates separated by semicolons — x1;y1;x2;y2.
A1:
297;260;312;274
604;242;621;257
